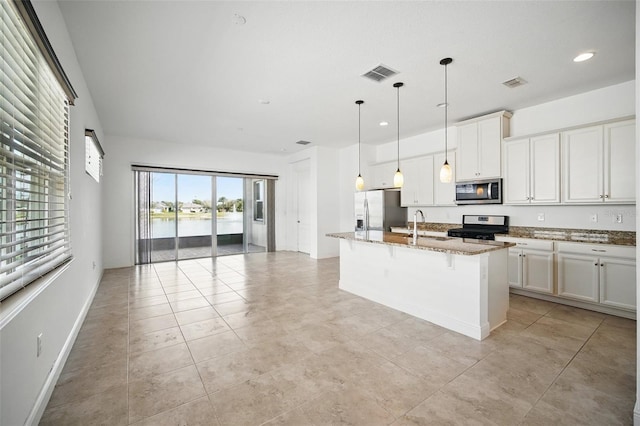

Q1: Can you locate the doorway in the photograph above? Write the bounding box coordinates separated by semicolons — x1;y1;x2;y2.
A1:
292;160;311;254
134;169;275;264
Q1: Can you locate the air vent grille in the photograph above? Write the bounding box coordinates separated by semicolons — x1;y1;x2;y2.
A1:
502;76;527;88
362;64;398;82
296;140;311;146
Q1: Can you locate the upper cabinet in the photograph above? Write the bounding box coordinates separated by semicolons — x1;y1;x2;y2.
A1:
456;111;512;181
504;133;560;204
401;156;434;207
368;161;397;189
562;119;635;204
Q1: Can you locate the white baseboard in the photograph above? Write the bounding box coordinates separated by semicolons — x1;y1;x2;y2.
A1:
634;400;640;425
25;270;103;426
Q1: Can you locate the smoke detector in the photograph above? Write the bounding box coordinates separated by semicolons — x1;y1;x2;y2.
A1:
362;64;399;83
502;76;527;88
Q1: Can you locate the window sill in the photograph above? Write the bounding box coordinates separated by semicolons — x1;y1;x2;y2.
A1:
0;259;74;329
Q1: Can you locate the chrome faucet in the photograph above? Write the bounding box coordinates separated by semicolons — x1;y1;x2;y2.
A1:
413;209;425;245
363;198;369;232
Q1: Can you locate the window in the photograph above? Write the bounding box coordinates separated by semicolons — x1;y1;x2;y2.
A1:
0;0;76;301
253;180;264;221
85;129;104;183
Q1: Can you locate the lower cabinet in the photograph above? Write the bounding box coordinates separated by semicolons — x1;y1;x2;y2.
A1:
557;242;636;311
497;238;636;314
505;238;554;294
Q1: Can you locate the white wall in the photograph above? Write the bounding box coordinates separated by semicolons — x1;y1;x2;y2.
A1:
0;2;105;425
339;80;637;233
102;136;287;268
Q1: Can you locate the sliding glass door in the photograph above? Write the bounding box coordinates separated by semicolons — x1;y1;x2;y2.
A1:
135;168;273;264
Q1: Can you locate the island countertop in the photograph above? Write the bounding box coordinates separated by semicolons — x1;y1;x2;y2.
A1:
327;231;515;256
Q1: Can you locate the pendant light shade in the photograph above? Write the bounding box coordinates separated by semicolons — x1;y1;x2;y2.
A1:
355;100;365;191
393;82;404;188
439;58;453;183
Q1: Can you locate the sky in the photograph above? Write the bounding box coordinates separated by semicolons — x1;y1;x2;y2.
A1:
152;173;243;203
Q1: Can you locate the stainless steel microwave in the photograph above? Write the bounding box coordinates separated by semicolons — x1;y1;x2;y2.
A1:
455;178;502;205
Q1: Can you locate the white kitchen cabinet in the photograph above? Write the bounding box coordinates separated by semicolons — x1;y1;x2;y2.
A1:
604;120;635;203
401;156;434;206
433;151;456;206
456;111;511;181
557;252;600;302
502;238;554;294
504;133;560;204
562;119;635;204
368;161;397;189
557;242;636;310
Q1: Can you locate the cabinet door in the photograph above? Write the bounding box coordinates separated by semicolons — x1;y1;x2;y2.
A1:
370;162;397;189
400;158;421;206
508;248;523;288
477;116;502;178
522;250;554;294
456;122;479;181
530;133;560;204
599;257;636;310
503;138;530;204
562;126;603;203
400;156;433;206
433;151;456;205
604;120;635;203
557;253;599;302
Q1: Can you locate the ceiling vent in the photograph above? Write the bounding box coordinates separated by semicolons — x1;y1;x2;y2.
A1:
296;140;311;146
502;76;527;88
362;64;398;82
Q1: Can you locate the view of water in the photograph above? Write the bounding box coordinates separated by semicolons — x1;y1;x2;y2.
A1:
151;212;243;238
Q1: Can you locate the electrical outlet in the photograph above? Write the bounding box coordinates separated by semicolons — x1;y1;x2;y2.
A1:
590;214;598;223
537;213;545;221
37;333;43;357
615;214;623;224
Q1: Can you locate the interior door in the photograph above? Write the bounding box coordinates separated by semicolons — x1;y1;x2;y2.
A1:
294;161;311;254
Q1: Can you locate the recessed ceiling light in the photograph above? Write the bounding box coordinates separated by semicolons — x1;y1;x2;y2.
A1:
233;14;246;25
379;121;389;126
436;102;448;108
258;99;270;105
574;52;595;62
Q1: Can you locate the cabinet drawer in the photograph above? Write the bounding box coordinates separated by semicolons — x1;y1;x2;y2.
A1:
557;242;635;259
496;237;553;251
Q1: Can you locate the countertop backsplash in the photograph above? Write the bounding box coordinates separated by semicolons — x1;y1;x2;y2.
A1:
396;223;636;246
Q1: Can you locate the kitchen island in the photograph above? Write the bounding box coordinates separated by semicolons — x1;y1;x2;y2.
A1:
327;231;515;340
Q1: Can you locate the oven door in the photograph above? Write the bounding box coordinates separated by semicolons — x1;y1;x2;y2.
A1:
455;179;502;204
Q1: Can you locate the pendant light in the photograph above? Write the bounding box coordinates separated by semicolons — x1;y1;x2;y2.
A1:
393;82;404;188
355;100;365;191
439;58;453;183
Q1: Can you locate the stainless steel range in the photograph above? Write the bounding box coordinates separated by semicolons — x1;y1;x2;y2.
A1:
447;215;509;240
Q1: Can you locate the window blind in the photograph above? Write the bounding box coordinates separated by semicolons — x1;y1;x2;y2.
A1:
85;129;104;183
0;1;73;301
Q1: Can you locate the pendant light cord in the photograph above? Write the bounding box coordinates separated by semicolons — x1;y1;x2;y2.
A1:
444;62;448;163
358;102;361;174
396;84;400;170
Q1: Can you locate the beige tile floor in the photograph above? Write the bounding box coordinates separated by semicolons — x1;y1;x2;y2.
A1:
40;252;636;425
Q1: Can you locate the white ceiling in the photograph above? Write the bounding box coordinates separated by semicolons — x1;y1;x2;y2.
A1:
56;0;635;155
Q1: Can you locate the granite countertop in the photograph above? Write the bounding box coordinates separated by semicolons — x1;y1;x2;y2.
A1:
327;231;515;256
395;223;636;246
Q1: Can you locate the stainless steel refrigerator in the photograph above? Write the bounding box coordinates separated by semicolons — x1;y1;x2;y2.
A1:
354;189;407;231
